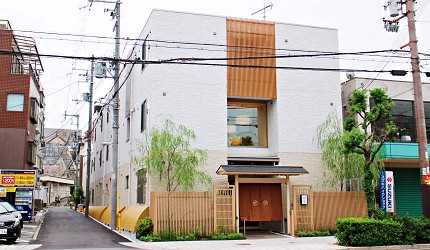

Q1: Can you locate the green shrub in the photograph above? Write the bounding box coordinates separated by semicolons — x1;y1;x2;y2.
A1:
297;230;332;237
184;233;197;241
211;232;245;240
139;229;245;242
336;217;408;246
397;216;430;244
140;233;161;242
136;217;154;238
160;229;178;241
211;233;227;240
226;232;245;240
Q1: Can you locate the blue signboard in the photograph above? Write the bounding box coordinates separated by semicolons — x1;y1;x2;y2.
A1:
380;171;386;212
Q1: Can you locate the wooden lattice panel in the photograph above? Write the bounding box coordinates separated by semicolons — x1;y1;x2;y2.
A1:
213;185;236;233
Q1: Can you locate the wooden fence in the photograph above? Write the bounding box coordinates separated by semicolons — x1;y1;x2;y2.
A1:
150;191;214;236
292;185;367;234
313;191;367;231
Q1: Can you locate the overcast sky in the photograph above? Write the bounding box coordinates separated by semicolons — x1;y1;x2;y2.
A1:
1;0;430;131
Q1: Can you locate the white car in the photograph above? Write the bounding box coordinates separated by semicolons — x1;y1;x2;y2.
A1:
0;201;23;229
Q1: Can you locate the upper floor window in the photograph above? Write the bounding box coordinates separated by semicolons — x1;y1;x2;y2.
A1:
29;98;39;124
106;146;109;162
141;100;147;132
6;93;24;111
99;150;103;167
27;141;36;165
227;101;267;147
126;117;131;141
100;113;103;131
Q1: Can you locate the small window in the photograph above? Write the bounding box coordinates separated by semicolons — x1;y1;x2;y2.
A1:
7;93;24;111
27;141;36;165
141;100;147;132
106;146;109;162
125;175;129;189
126;117;131;141
29;98;38;124
99;150;102;167
106;111;109;123
100;113;103;131
137;168;147;204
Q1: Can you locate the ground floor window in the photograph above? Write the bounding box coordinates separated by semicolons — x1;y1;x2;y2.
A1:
137;168;147;204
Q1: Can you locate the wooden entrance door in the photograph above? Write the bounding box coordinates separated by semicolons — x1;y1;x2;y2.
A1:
239;183;283;221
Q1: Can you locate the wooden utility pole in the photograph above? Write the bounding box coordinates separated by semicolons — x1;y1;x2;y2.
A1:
404;0;430;217
384;0;429;216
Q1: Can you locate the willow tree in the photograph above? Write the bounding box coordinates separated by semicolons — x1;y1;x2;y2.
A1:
343;88;397;217
134;119;212;192
315;112;364;190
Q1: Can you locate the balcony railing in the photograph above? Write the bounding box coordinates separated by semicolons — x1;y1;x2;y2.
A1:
379;142;430;159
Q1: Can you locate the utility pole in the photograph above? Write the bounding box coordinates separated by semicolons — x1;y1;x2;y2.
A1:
87;0;121;230
405;0;430;217
111;0;121;230
85;57;94;217
384;0;430;216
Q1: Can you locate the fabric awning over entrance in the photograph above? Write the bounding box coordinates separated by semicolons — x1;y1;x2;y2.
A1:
216;165;309;176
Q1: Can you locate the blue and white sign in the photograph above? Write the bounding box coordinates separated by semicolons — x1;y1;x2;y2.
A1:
379;171;395;213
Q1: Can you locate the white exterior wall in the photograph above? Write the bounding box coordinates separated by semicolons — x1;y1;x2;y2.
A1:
342;78;430;102
118;10;228;202
275;24;341;154
113;9;342;206
90;105;113;206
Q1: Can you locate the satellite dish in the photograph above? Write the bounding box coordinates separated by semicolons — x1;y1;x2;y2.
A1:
346;72;355;80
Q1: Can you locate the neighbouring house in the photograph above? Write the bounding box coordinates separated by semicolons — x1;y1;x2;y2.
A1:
0;20;45;218
36;128;80;205
0;19;45;172
37;176;74;207
341;76;430;217
89;9;342;234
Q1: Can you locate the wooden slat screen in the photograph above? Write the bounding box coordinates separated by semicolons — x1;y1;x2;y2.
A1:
227;17;277;99
313;191;367;231
150;192;214;236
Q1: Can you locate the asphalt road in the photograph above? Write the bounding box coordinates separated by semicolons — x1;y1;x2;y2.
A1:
33;207;131;249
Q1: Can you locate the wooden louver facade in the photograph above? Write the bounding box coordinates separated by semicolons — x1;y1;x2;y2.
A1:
226;18;277;99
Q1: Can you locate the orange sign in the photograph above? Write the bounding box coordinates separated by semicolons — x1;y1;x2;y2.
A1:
424;174;430;186
0;170;35;187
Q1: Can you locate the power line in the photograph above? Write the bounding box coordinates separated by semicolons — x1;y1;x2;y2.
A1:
0;49;421;73
6;29;430;58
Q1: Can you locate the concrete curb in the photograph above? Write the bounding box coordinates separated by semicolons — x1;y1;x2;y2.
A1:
343;244;430;249
32;208;48;240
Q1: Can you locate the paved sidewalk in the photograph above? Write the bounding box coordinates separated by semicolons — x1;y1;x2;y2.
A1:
121;236;430;250
121;236;346;250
